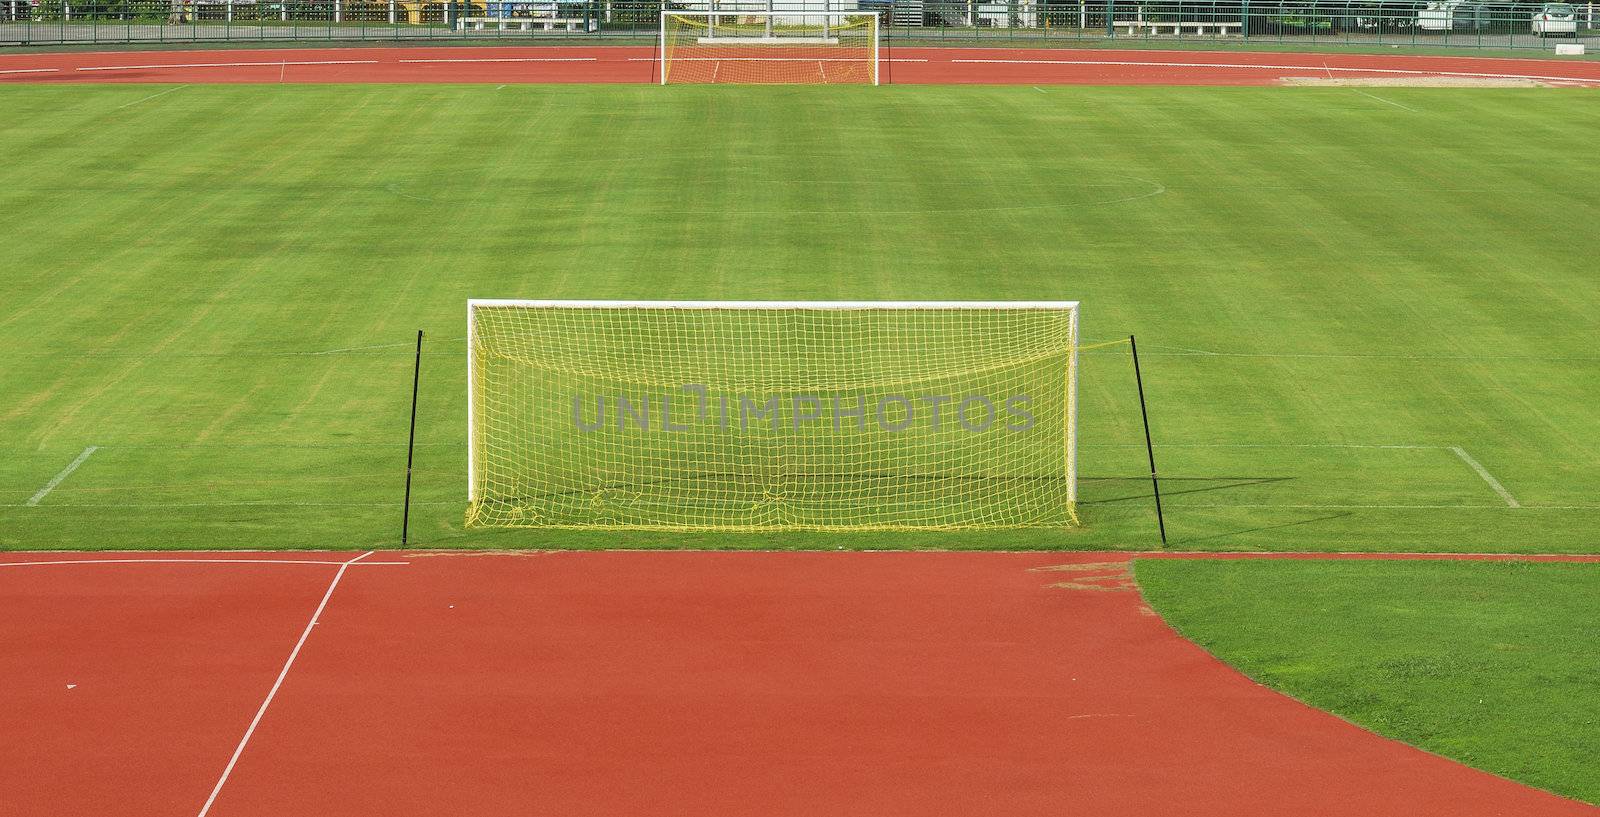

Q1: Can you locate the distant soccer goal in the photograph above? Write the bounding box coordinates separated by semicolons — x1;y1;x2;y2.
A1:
466;300;1079;531
659;10;880;85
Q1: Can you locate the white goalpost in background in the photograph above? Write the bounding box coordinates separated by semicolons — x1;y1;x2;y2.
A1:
466;300;1079;531
659;9;881;85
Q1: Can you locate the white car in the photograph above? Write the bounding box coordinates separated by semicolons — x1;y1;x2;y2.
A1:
1532;3;1578;37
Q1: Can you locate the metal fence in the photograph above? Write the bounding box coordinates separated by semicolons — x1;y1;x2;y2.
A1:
2;0;1597;50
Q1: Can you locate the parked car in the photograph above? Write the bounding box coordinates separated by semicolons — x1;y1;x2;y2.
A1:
1418;1;1491;31
1532;2;1578;36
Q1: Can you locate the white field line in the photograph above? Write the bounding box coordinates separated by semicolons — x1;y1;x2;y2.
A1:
78;60;378;72
0;67;60;75
398;57;597;63
1086;442;1538;509
1083;347;1600;362
196;550;373;817
1165;503;1597;510
1080;442;1441;449
1450;446;1521;508
114;85;187;110
949;57;1600;85
26;447;98;507
294;340;417;356
1350;87;1420;113
2;500;457;508
0;558;407;568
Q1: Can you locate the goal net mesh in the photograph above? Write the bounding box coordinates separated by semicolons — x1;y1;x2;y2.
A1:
467;302;1078;531
660;11;878;85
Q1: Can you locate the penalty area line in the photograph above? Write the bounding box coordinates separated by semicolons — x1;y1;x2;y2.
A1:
196;550;373;817
1450;446;1521;508
26;446;99;507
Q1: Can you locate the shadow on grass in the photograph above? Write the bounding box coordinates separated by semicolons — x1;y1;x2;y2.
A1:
1080;475;1295;505
1167;512;1354;547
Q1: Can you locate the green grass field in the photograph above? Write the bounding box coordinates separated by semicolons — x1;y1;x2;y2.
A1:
2;83;1598;551
1137;558;1600;803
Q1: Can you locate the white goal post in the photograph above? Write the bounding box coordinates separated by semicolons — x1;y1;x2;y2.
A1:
659;10;881;85
466;300;1080;531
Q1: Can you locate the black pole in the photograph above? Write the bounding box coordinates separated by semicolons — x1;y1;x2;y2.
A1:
1129;334;1167;546
402;329;423;547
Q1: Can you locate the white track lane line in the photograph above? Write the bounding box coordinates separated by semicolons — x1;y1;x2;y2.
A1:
78;60;378;72
26;446;98;507
0;558;406;568
624;57;927;62
196;550;374;817
398;57;597;63
1450;446;1522;508
0;68;60;75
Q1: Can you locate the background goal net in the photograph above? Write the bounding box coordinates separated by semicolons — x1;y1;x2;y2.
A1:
659;10;880;85
467;300;1079;531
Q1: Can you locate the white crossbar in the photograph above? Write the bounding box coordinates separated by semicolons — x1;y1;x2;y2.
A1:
468;300;1078;310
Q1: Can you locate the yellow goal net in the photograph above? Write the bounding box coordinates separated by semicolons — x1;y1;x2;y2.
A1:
659;11;880;85
466;300;1080;531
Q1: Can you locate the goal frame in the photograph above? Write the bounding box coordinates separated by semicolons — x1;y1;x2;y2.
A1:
657;9;882;86
466;299;1079;525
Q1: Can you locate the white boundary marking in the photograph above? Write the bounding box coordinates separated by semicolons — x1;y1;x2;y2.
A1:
1091;347;1600;361
1162;503;1594;510
625;56;927;62
0;558;406;568
78;60;378;72
114;85;187;110
1350;87;1420;113
1084;441;1539;509
2;500;457;509
1449;446;1521;508
0;67;60;75
1081;442;1440;449
196;550;374;817
27;446;99;507
398;57;597;63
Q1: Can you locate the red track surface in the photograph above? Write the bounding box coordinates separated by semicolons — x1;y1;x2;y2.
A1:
4;45;1600;85
3;551;1595;816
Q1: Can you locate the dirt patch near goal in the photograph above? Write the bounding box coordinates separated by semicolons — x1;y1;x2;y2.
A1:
1281;76;1554;88
1028;560;1136;591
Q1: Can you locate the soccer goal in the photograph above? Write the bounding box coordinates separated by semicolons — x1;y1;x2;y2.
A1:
659;10;880;85
466;300;1079;531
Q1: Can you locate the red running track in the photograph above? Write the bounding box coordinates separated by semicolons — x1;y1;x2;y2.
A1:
2;550;1595;817
3;45;1600;85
